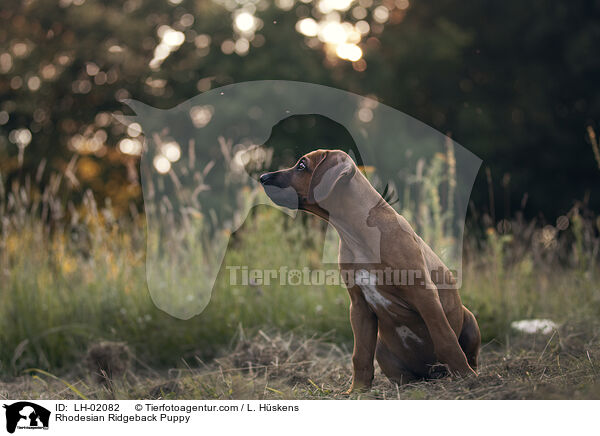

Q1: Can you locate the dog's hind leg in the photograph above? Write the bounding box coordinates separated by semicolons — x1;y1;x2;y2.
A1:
375;339;417;385
458;306;481;371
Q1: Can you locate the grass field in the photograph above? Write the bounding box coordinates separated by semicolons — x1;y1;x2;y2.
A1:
2;322;599;400
1;161;599;400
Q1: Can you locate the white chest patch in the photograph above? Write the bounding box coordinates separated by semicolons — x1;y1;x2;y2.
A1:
396;326;423;348
354;269;392;311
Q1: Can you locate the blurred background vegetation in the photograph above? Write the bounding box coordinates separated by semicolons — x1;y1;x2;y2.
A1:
1;0;600;397
1;0;599;217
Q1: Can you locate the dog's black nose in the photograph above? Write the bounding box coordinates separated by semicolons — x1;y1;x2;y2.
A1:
260;173;273;185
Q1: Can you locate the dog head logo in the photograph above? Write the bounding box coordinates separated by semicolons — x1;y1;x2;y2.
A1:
116;80;481;319
3;402;50;434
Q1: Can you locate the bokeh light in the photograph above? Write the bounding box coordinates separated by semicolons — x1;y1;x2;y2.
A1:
162;141;181;162
234;12;256;33
296;18;319;37
336;43;362;61
9;128;32;148
119;138;143;155
149;26;186;70
153;155;171;173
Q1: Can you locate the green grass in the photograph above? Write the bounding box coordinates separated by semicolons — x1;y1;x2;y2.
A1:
1;148;599;399
0;206;353;375
1;202;599;379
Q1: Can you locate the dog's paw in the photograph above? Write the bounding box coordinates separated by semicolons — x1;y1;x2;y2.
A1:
452;365;477;379
341;387;360;396
342;383;370;395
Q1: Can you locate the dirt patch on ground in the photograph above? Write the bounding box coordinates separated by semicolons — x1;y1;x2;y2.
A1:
1;323;599;400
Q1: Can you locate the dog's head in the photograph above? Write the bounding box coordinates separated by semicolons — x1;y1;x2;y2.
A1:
259;149;356;217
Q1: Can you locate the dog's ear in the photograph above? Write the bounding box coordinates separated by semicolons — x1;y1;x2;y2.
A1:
308;151;356;204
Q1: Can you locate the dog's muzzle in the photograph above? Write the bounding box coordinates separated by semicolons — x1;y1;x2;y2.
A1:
260;172;299;209
259;173;275;185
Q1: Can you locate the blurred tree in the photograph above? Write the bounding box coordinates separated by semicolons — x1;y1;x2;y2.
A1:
0;0;598;218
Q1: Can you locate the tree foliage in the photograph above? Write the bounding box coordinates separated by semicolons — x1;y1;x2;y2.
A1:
0;0;598;218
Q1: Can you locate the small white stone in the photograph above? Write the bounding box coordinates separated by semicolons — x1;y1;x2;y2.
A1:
511;319;558;335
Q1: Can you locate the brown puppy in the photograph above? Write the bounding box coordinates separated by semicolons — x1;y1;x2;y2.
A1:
260;150;480;392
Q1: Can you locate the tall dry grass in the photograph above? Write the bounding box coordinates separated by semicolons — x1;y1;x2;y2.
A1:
0;144;599;381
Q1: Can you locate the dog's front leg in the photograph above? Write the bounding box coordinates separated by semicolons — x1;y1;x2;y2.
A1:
410;287;476;377
394;238;476;377
346;288;378;393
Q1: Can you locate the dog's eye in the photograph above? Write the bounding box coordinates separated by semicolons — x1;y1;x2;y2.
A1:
297;161;306;171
